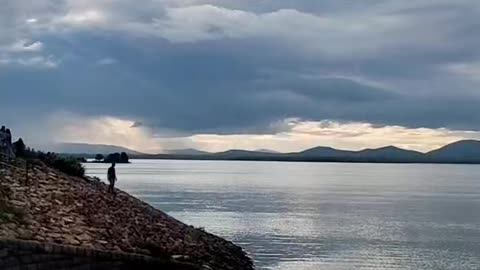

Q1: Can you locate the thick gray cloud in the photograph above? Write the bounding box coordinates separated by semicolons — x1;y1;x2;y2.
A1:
2;0;480;138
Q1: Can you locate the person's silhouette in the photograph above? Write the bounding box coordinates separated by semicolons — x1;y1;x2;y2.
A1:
107;162;117;194
0;126;5;149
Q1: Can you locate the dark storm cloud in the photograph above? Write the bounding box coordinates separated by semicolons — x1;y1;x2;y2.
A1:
2;0;480;135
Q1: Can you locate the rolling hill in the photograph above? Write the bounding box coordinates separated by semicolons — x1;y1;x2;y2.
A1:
51;140;480;164
166;148;211;155
43;143;146;155
354;146;424;162
212;150;280;159
296;146;354;158
426;140;480;163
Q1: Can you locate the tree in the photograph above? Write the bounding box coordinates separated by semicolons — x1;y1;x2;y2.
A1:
104;152;129;163
105;153;120;163
94;154;104;161
120;152;129;163
13;138;26;157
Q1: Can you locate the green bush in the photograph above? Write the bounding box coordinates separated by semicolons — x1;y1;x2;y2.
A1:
50;156;86;177
37;152;85;177
13;138;86;177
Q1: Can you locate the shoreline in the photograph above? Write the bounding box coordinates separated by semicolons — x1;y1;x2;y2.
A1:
87;157;480;165
0;160;254;269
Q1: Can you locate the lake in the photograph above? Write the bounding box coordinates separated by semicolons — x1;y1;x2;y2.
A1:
84;160;480;270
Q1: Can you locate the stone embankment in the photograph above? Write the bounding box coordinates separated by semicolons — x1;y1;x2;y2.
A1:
0;161;254;270
0;238;198;270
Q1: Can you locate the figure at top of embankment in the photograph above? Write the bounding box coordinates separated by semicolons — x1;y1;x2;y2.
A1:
0;125;15;159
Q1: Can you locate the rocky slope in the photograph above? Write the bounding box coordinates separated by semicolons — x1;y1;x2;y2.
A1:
0;161;254;270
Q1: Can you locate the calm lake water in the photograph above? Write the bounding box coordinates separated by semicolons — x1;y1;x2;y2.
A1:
84;160;480;270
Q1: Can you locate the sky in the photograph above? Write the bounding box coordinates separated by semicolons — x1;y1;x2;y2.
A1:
1;0;480;153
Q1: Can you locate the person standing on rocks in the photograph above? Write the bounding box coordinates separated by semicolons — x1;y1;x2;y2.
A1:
5;128;14;159
107;162;117;195
0;126;5;153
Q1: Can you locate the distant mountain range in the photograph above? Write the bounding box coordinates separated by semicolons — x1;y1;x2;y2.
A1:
294;145;425;162
44;143;145;155
165;148;211;155
255;149;280;154
49;140;480;164
425;140;480;163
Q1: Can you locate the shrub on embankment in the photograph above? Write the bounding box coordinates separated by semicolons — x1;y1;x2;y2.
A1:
13;138;85;177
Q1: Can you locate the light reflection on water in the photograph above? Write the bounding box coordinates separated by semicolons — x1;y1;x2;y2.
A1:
85;160;480;270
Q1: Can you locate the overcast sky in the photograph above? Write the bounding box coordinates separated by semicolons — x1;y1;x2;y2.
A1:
2;0;480;153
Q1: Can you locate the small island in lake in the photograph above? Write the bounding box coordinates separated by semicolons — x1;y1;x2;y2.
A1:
90;152;130;163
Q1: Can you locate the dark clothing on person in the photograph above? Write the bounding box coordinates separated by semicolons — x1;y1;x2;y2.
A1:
0;126;14;159
5;129;14;159
107;165;116;194
0;131;4;148
0;126;5;148
107;166;116;180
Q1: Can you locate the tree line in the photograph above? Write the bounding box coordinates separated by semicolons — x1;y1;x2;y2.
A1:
13;138;85;177
94;152;129;163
